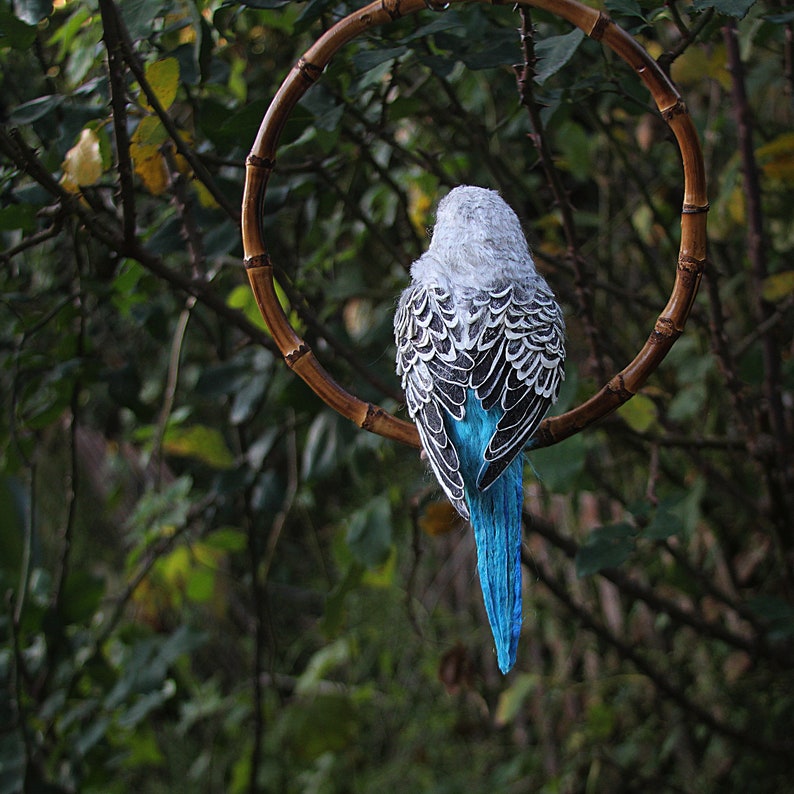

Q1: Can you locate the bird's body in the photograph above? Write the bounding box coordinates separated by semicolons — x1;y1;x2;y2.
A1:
394;186;565;673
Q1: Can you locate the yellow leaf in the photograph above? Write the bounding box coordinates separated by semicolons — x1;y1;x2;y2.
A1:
144;57;180;111
130;145;169;195
130;118;169;195
726;185;745;225
131;116;168;147
671;45;730;90
162;425;236;469
61;128;103;191
361;546;397;588
618;393;658;434
762;271;794;302
756;133;794;183
194;180;219;209
408;183;432;236
419;500;465;536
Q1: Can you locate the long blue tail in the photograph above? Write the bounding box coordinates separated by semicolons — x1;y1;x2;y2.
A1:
447;390;523;673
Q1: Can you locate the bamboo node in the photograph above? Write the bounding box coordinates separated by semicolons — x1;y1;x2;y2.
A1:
661;98;688;120
241;0;708;451
682;202;710;215
678;254;706;274
606;373;633;400
589;12;612;41
363;402;388;430
653;316;680;339
381;0;403;20
285;343;311;367
246;154;276;170
244;253;272;270
296;57;323;83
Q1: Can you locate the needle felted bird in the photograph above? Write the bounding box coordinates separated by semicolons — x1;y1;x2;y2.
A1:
394;186;566;673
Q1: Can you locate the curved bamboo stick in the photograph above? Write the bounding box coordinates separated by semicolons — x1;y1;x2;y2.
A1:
242;0;708;451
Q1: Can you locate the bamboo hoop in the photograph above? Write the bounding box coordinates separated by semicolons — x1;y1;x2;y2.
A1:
242;0;708;451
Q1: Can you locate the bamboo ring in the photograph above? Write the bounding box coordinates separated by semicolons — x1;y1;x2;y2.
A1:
242;0;708;451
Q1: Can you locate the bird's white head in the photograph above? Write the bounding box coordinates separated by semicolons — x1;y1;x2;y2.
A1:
411;186;537;291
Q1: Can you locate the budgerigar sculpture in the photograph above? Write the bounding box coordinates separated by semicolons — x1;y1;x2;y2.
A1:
394;186;566;673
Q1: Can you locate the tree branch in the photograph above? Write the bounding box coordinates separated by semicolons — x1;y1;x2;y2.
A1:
723;19;793;571
523;546;793;757
514;8;606;380
101;0;240;224
98;0;137;244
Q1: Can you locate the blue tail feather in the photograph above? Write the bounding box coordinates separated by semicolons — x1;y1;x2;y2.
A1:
447;390;523;673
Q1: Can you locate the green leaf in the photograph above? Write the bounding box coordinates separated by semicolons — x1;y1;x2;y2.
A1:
12;0;52;25
205;527;247;553
641;502;684;540
495;673;538;726
0;477;25;575
236;0;292;6
162;425;236;469
295;638;352;696
60;571;105;625
618;393;658;433
460;32;520;71
282;693;359;761
302;411;343;482
746;596;794;641
762;270;794;302
605;0;650;29
127;476;193;537
321;562;364;637
352;46;407;74
0;204;37;233
230;372;268;425
345;495;392;568
575;523;636;577
534;28;585;85
662;480;705;539
185;566;215;603
0;8;37;49
117;681;176;729
606;0;646;19
556;119;593;181
144;58;180;111
120;0;166;41
9;94;65;125
691;0;756;18
226;284;268;331
527;433;586;493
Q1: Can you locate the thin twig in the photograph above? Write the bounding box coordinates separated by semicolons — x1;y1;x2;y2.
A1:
0;128;279;353
260;411;299;584
524;547;793;757
13;465;35;628
514;8;606;380
659;6;715;69
274;265;404;404
0;220;62;263
242;424;266;793
104;0;240;223
524;508;776;660
52;236;85;609
8;590;35;785
724;20;793;575
99;0;137;243
152;298;195;488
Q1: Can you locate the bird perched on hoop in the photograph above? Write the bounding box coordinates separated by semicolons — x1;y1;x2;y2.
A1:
394;186;566;673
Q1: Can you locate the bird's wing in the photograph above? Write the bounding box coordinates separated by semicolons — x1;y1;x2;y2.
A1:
468;282;566;491
395;284;474;518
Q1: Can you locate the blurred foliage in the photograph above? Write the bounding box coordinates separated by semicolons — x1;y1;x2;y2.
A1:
1;0;793;792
